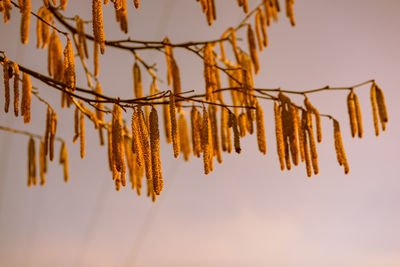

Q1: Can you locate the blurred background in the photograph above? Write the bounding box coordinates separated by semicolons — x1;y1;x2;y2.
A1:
1;0;399;266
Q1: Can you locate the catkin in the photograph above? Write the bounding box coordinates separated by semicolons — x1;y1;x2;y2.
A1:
163;37;174;86
131;109;145;167
179;113;191;162
347;91;358;138
94;41;99;76
333;119;349;174
133;62;143;98
220;107;228;152
39;141;46;186
137;107;152;182
259;7;268;47
63;38;76;89
162;98;172;143
375;85;388;131
107;126;113;171
209;106;222;164
301;110;312;177
51;31;64;82
229;28;240;63
12;62;20;116
306;111;319;175
36;7;45;48
20;0;31;44
247;24;260;74
201;107;211;174
286;0;295;26
191;106;202;157
150;107;163;195
79;105;85;159
59;142;69;182
28;137;37;187
304;97;322;143
353;92;363;138
21;72;31;123
112;104;126;186
44;107;51;156
3;57;10;113
60;0;68;10
255;10;263;51
238;112;247;137
294;106;304;162
49;110;57;161
370;84;379;136
256;102;267;155
40;8;52;49
171;59;182;110
229;111;241;154
289;105;299;166
2;0;11;23
73;106;79;143
133;0;139;9
92;0;105;54
169;94;180;158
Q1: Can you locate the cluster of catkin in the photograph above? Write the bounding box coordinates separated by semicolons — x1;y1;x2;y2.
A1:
26;137;69;187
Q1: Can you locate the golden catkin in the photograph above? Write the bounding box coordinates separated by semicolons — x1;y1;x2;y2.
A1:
229;28;240;63
112;104;126;186
131;109;145;167
247;24;260;74
209;105;222;164
162;98;172;143
370;84;379;136
76;16;88;59
304;97;322;143
20;0;31;44
229;111;241;154
94;41;99;77
206;0;213;25
171;59;182;110
137;107;152;182
163;37;174;86
21;72;31;123
12;62;20;117
51;31;64;82
36;7;45;48
59;142;69;182
191;106;202;157
256;102;267;155
73;106;79;143
375;85;388;131
92;0;105;54
333;119;349;174
179;113;191;162
255;10;263;51
294;106;304;162
353;92;363;138
2;0;12;23
63;38;75;89
169;94;180;158
286;0;295;26
3;57;10;113
49;110;57;161
133;0;139;9
201;107;211;174
242;0;248;13
203;44;214;101
79;105;85;159
220;107;227;152
238;112;247;137
39;140;46;186
28;137;37;187
133;62;143;98
347;91;358;138
289;105;299;166
150;107;163;195
280;104;291;171
301;109;312;177
60;0;68;10
106;126;113;171
259;7;268;47
306;111;319;175
40;8;53;49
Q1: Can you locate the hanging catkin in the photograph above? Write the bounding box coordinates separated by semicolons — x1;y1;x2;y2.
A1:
92;0;105;54
133;0;139;9
286;0;295;26
209;105;222;163
63;38;75;89
40;7;53;49
59;142;69;182
20;0;31;44
259;7;268;47
94;41;99;77
51;31;64;82
162;98;172;143
163;37;174;86
255;10;263;51
49;111;57;161
306;111;319;175
149;107;163;195
179;113;191;162
39;141;46;186
229;28;240;63
301;109;312;177
79;105;85;159
353;92;363;138
73;106;79;143
191;106;202;157
21;72;31;123
75;16;88;59
370;83;379;136
333;119;349;174
256;102;267;155
347;91;358;138
304;97;322;143
12;62;20;116
238;112;247;137
2;0;11;23
112;104;126;186
137;107;152;182
60;0;68;10
201;106;211;174
36;7;45;48
229;111;241;154
133;62;143;98
293;106;304;162
169;94;180;158
247;24;260;74
171;59;182;111
3;57;11;113
27;137;37;187
375;85;388;131
289;105;299;166
131;109;145;167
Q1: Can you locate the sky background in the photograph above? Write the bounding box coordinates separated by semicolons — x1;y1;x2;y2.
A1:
1;0;400;266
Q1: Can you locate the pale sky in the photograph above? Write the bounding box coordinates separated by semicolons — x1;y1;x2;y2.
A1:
1;1;400;266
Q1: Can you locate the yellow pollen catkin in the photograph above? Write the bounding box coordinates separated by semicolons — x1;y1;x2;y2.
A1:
163;37;174;86
39;140;46;186
133;0;139;9
137;107;152;182
304;97;322;143
2;0;12;23
347;91;358;138
301;110;312;177
162;98;172;143
247;24;260;74
49;110;57;162
63;38;76;89
3;57;10;113
12;62;20;117
131;109;144;167
370;84;379;136
92;0;105;54
150;107;163;195
20;0;31;44
256;102;267;155
238;112;247;137
289;105;299;166
94;41;99;77
27;137;37;187
40;8;52;49
133;62;143;98
353;92;363;138
286;0;295;26
375;85;388;131
44;107;51;157
306;111;319;175
59;142;69;182
333;119;349;174
201;107;211;174
255;10;263;51
21;72;31;123
259;7;268;47
171;59;182;110
229;111;241;154
209;105;222;164
112;104;126;186
179;113;191;162
169;94;180;158
190;106;201;157
79;105;85;159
